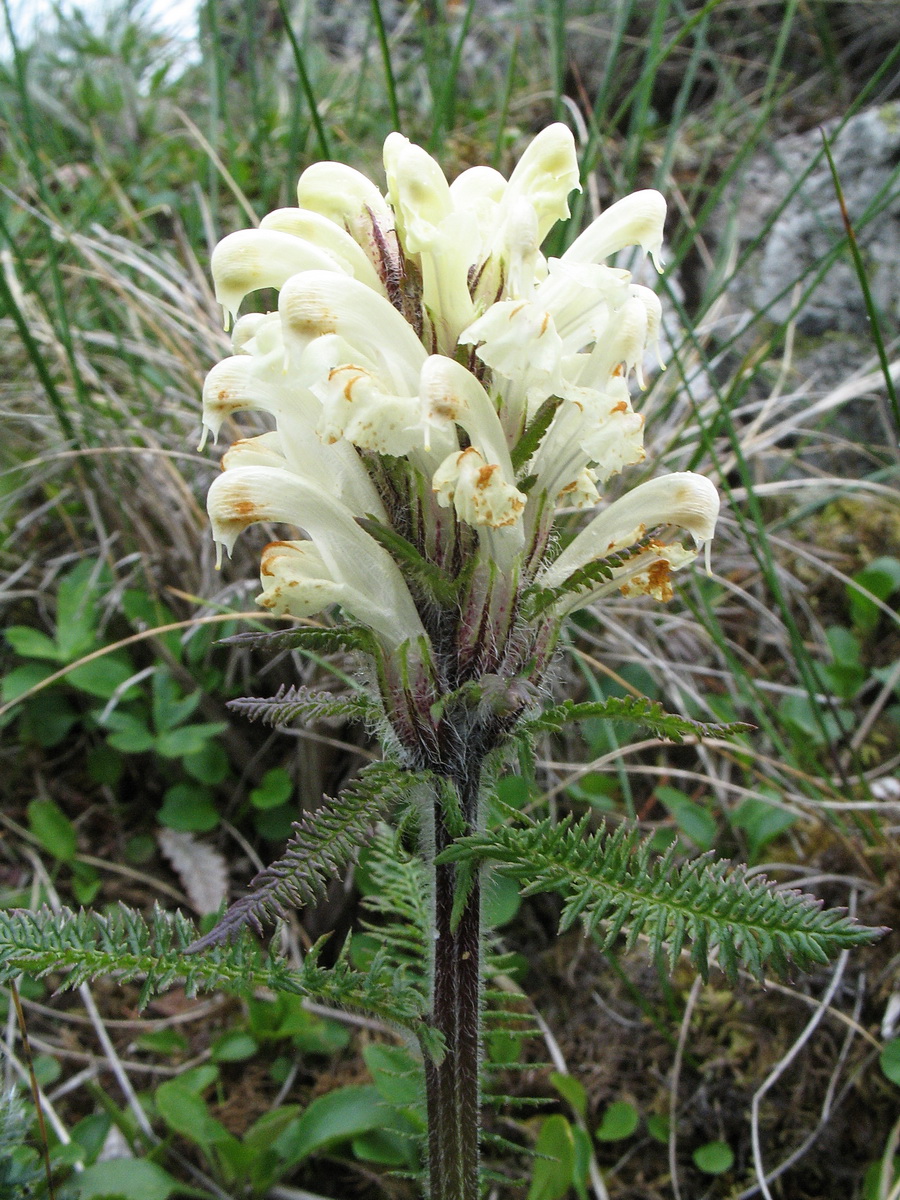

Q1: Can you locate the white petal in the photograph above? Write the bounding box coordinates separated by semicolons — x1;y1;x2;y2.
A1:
208;465;424;646
295;160;395;246
221;432;287;470
257;539;348;618
538;471;719;589
432;447;526;531
211;229;347;322
259;207;385;292
279;270;427;394
461;300;564;400
420;355;516;478
383;132;453;254
560;190;666;271
313;361;425;456
503;123;581;243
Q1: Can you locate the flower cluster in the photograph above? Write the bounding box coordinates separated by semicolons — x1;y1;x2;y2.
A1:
204;126;719;764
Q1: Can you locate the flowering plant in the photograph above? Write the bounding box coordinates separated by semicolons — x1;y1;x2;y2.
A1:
194;127;877;1198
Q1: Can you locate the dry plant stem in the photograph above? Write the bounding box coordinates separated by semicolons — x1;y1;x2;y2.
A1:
426;764;484;1200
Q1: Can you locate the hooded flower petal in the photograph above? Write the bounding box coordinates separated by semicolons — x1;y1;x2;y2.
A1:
560;189;667;271
211;229;348;323
501;122;581;244
538;471;720;591
460;300;565;400
314;361;425;456
208;465;424;647
383;133;477;350
295;160;398;271
259;207;385;292
279;270;427;394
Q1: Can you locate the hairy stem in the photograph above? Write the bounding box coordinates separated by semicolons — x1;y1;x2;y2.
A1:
425;765;484;1200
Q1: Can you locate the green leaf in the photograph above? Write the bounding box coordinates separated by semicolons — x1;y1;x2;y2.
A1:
230;684;378;729
527;1114;576;1200
155;722;227;759
68;655;136;700
191;762;421;950
357;516;460;605
152;670;202;733
438;814;884;983
880;1037;900;1086
182;740;230;785
596;1100;639;1141
352;1127;411;1167
549;1073;587;1121
1;661;58;705
729;798;796;861
122;589;182;658
363;1043;423;1107
510;394;563;473
210;1031;258;1062
27;798;77;863
72;861;102;905
155;1080;232;1148
0;906;431;1035
483;871;521;929
4;626;61;662
102;710;156;754
157;784;219;833
692;1139;734;1174
55;560;104;661
848;557;900;633
646;1113;669;1143
220;624;378;659
655;785;717;851
19;692;79;747
274;1085;386;1168
525;696;751;745
135;1029;188;1056
73;1158;180;1200
250;767;294;810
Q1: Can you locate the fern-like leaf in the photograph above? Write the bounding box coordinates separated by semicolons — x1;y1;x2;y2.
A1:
359;823;430;988
189;761;424;951
437;815;884;983
227;684;379;728
219;624;377;657
523;696;751;744
510;395;562;474
0;904;433;1037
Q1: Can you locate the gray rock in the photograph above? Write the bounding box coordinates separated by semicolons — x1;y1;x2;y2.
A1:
719;103;900;337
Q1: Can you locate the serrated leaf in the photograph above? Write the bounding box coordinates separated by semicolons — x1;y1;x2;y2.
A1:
188;761;422;950
0;905;430;1033
229;684;378;728
511;395;563;473
437;815;884;983
219;624;377;657
524;695;751;744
